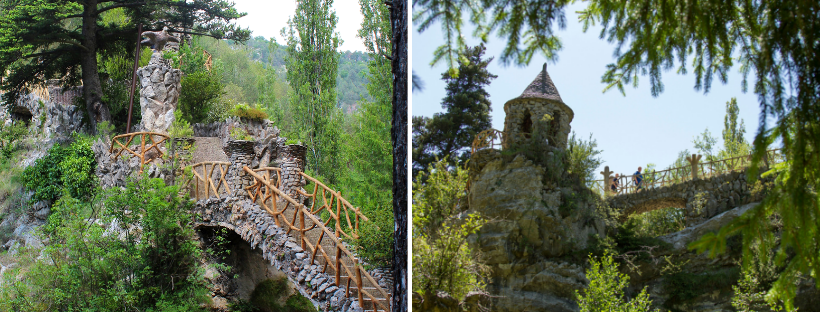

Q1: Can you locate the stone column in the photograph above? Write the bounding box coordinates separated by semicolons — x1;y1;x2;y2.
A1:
279;144;307;172
224;140;256;197
136;52;182;133
280;160;304;202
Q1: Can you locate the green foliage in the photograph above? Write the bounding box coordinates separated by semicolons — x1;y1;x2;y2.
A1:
0;177;209;311
354;206;394;268
413;159;488;299
20;135;96;203
283;0;342;184
229;126;253;141
169;110;194;138
283;295;316;312
625;207;686;238
179;70;225;124
413;44;496;178
567;131;604;187
0;121;27;160
575;252;655;312
414;0;569;72
232;103;269;121
731;239;784;312
249;278;289;312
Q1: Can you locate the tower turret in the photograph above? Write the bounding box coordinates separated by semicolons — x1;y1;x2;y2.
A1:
503;63;574;149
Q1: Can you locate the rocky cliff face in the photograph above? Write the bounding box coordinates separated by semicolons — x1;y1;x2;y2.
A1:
467;152;605;312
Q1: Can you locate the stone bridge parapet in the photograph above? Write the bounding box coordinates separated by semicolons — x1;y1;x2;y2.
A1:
194;196;374;312
607;169;774;225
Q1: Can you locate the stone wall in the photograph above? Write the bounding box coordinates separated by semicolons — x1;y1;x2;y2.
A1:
3;85;84;138
503;98;572;149
224;140;256;197
193;117;283;169
194;196;390;312
607;169;775;225
280;160;305;203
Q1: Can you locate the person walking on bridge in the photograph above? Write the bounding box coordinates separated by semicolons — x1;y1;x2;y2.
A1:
610;173;620;193
633;167;643;192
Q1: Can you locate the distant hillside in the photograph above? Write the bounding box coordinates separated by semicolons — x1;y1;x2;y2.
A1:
229;36;371;113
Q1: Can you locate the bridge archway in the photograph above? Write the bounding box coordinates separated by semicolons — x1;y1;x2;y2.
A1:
621;197;687;219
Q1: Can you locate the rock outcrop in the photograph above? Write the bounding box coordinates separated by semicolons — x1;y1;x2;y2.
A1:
136;52;182;133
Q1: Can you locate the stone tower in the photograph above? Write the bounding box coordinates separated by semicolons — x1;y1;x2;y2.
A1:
503;63;574;149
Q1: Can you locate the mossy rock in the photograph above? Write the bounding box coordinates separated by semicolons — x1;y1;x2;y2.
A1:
249;277;289;312
284;294;316;312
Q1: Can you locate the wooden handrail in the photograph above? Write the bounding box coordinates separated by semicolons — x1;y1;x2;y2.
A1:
598;149;782;195
109;132;170;173
191;161;231;200
471;129;505;155
242;167;391;312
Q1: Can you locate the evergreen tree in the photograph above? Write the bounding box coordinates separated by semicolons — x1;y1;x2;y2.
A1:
340;0;394;267
0;0;249;132
722;97;748;157
412;44;496;178
283;0;342;184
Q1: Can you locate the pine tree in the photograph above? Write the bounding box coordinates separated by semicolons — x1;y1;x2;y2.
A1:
0;0;249;132
283;0;342;184
412;44;496;178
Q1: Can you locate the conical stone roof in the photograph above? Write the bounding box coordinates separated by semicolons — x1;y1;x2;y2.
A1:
517;63;563;103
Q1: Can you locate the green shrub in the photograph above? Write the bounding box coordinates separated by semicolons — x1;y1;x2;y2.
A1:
0;121;28;160
283;294;316;312
169;110;194;138
249;277;289;312
354;206;394;268
20;135;96;203
0;177;208;311
229;126;253;141
179;70;224;124
625;207;687;238
575;252;655;312
232;103;269;121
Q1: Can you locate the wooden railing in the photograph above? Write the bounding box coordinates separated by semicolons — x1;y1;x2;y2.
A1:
243;167;390;312
110;132;169;173
191;162;232;200
471;129;505;155
596;149;783;195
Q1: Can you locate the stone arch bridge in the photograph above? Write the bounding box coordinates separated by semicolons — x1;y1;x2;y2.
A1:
594;149;782;224
108;132;392;312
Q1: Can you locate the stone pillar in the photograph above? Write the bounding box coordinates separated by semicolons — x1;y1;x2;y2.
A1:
136;52;182;133
224;140;256;197
280;160;304;202
279;144;307;172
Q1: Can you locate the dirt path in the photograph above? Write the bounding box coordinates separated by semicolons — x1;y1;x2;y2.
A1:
192;137;228;163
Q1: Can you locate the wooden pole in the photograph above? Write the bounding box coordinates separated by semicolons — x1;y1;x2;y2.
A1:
126;24;143;134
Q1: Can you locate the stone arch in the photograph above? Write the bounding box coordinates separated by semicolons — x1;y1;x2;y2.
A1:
521;110;533;139
10;105;33;126
197;225;293;301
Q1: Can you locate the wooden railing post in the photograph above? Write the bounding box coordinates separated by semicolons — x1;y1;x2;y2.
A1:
355;258;364;308
686;154;702;180
600;166;613;195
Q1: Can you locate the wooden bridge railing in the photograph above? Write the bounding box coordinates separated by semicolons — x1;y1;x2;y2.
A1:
191;162;232;200
243;167;390;312
596;149;783;195
110;132;169;173
471;129;505;155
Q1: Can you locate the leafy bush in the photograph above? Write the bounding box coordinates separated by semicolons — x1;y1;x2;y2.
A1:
575;252;655;312
179;70;224;123
566;131;603;186
354;206;394;268
232;103;269;121
169;110;194;138
625;207;686;238
283;294;316;312
0;121;28;160
229;126;253;141
0;177;209;311
20;135;96;203
413;159;488;299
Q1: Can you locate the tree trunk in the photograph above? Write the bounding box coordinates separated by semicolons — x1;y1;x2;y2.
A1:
81;0;111;133
390;0;408;310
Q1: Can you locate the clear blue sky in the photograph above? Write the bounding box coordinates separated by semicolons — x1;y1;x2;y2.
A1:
411;2;764;178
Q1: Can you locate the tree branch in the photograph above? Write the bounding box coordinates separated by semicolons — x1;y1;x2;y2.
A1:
97;2;147;15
